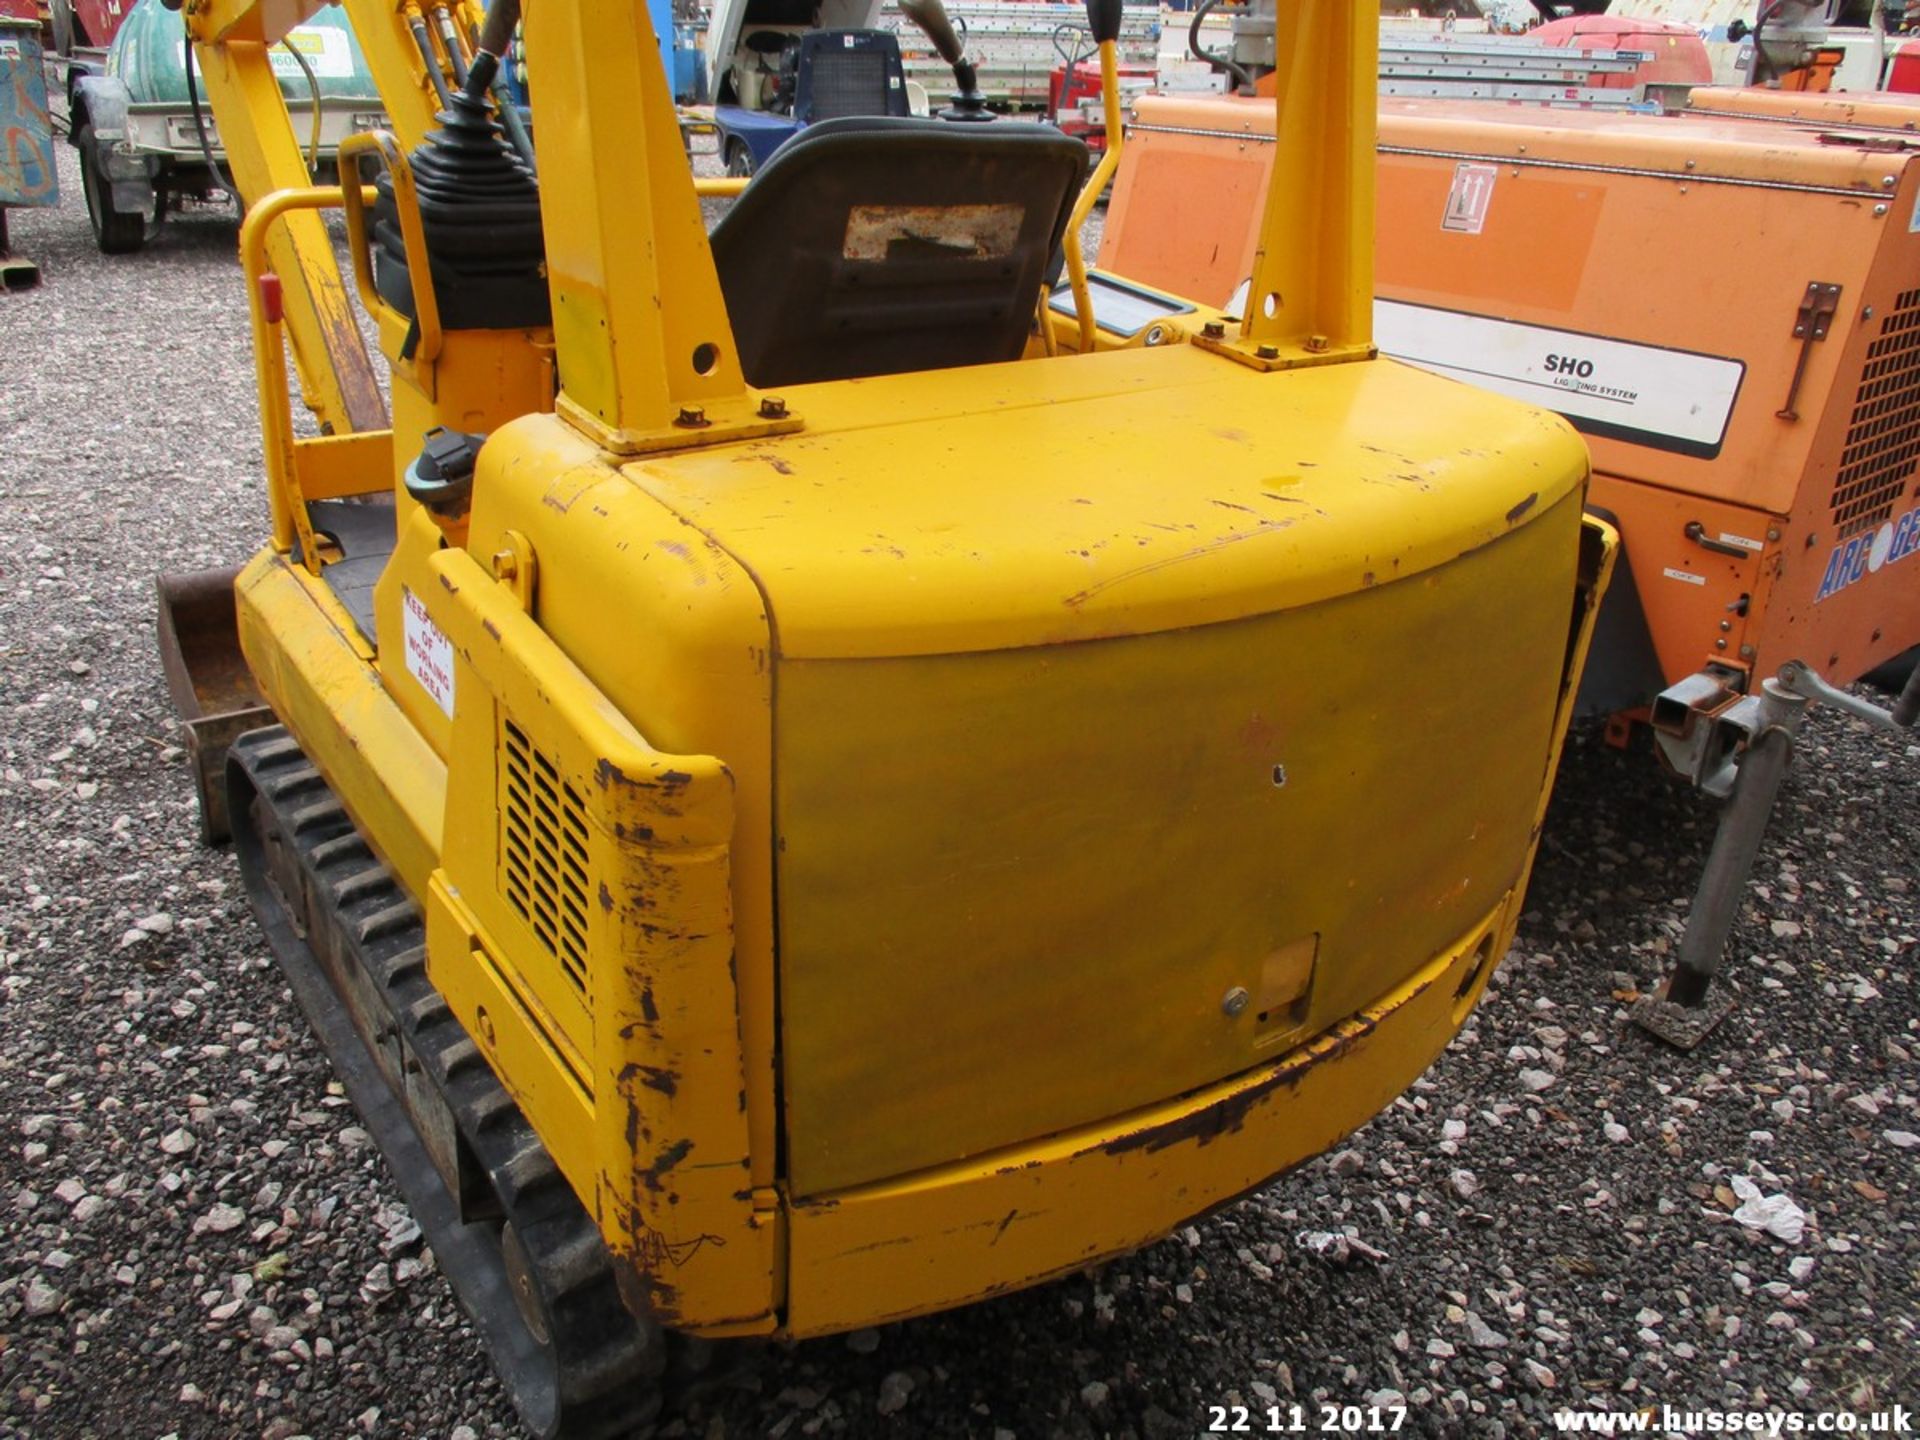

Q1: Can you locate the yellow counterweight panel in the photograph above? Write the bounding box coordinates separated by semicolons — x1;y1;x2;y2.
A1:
780;514;1614;1336
622;347;1584;660
413;546;775;1331
775;489;1584;1196
785;899;1510;1336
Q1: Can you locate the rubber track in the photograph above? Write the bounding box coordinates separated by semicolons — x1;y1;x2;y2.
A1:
229;727;663;1439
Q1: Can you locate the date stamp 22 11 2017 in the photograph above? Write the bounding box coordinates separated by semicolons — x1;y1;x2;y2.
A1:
1207;1404;1410;1436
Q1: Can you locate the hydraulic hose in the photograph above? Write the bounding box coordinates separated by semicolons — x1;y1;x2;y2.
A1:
407;8;454;107
432;3;471;87
1750;0;1788;84
183;37;241;215
1188;0;1255;97
278;37;323;175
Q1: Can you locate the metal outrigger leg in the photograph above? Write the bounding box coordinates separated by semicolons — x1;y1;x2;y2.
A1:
0;210;41;292
1633;659;1920;1049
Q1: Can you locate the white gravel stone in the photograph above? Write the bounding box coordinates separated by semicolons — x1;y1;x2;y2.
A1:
876;1371;914;1416
23;1277;61;1317
199;1203;246;1235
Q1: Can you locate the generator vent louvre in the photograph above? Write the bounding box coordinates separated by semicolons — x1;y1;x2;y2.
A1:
1833;286;1920;537
501;717;593;1000
808;49;890;119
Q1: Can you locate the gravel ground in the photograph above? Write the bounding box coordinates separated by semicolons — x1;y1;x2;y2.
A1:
1;144;1915;1440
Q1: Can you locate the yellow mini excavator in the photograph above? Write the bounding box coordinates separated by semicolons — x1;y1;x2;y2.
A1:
158;0;1614;1431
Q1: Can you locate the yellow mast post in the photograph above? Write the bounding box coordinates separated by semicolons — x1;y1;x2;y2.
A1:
1202;0;1376;370
519;0;800;454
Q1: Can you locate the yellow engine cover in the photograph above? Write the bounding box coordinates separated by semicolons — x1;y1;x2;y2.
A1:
241;337;1590;1332
610;343;1587;1197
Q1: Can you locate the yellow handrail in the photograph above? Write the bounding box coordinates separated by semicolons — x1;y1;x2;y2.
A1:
238;185;379;567
339;130;446;366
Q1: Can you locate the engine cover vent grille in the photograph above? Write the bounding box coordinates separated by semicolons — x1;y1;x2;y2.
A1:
501;717;592;1000
1834;286;1920;537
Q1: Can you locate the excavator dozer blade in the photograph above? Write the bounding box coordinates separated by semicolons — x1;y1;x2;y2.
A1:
155;567;274;844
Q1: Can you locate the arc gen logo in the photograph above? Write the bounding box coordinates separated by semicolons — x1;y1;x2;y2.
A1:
1814;507;1920;602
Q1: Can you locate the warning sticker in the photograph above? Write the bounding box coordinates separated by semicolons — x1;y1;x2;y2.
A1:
1442;162;1498;235
403;587;455;718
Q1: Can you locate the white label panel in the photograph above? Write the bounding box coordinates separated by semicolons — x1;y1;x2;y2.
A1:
403;586;456;718
184;28;353;80
1374;300;1746;460
275;26;355;79
1442;162;1498;235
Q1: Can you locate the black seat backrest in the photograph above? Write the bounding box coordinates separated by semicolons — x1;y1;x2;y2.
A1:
709;117;1090;390
791;30;911;123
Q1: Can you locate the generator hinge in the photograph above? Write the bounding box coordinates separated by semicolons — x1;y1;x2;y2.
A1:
1776;281;1842;422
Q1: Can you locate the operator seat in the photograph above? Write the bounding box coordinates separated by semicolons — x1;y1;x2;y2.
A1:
709;116;1089;389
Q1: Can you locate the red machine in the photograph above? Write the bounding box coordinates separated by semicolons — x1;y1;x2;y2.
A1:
47;0;130;52
1888;37;1920;92
1048;55;1151;150
1528;14;1713;89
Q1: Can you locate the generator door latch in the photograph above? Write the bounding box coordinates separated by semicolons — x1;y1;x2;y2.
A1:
1777;281;1842;421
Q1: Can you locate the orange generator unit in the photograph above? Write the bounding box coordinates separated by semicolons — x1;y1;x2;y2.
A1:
1099;84;1920;1041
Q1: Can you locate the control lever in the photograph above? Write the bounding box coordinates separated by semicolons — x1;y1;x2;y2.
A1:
1053;0;1127;352
897;0;992;121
